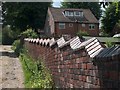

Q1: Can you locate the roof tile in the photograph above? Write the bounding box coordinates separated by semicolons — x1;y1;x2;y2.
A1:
49;7;98;23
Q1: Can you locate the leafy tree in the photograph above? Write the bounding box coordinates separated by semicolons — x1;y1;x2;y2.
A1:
2;2;52;32
21;28;38;38
101;2;120;35
61;2;102;19
2;25;20;45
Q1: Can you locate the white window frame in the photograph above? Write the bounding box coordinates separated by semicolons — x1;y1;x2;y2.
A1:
74;11;80;16
74;11;83;17
68;11;74;16
64;11;83;17
89;24;95;30
59;23;65;29
65;11;69;16
65;11;74;16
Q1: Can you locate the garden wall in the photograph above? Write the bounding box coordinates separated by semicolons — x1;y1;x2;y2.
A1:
24;37;120;88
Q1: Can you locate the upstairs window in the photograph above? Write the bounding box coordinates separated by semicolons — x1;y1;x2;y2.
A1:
89;24;95;30
65;11;74;16
74;11;83;17
59;23;65;29
64;11;83;17
69;11;74;16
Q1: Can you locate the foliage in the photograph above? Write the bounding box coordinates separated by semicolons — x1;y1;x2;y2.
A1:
99;31;110;37
2;2;52;32
116;20;120;27
12;40;23;56
2;26;20;45
19;49;53;88
106;41;115;47
100;1;112;8
101;2;120;35
12;29;38;56
77;30;89;37
21;29;38;38
61;2;102;19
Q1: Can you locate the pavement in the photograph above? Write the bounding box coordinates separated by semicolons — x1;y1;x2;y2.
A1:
0;45;24;89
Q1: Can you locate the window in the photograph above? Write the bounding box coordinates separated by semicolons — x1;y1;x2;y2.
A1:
65;11;69;16
82;24;85;27
69;11;74;16
69;23;73;27
74;11;80;16
89;24;95;30
74;11;83;17
65;11;73;16
64;11;83;17
59;23;65;29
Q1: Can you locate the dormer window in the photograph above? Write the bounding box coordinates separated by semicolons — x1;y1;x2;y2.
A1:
69;11;74;16
65;11;74;16
74;11;83;16
64;10;83;17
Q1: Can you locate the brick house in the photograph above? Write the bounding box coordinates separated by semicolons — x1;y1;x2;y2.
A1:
44;7;99;37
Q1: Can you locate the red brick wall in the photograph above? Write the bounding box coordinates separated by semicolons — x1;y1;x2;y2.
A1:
55;22;99;37
24;41;119;88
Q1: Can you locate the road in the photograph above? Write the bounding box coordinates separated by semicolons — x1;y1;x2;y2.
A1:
0;45;24;89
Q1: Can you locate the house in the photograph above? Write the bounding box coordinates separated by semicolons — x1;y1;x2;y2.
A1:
44;7;99;37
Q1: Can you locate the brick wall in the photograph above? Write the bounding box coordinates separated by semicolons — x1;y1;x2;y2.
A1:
55;23;99;37
24;38;120;88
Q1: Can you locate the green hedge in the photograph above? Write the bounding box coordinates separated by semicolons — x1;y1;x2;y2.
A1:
11;40;23;56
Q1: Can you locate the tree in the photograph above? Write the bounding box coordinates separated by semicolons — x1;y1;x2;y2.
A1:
2;2;52;32
101;2;120;35
61;2;102;19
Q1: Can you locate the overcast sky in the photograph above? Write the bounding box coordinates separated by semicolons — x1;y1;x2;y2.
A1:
52;0;62;7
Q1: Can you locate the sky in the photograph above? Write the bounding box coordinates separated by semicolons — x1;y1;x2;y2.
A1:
52;0;63;7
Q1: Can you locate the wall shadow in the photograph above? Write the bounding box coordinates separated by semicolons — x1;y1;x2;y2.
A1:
0;51;17;58
94;46;120;89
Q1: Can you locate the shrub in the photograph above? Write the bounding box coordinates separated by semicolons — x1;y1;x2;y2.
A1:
12;28;38;56
21;29;38;38
77;30;89;37
106;41;115;47
12;40;23;56
99;31;110;37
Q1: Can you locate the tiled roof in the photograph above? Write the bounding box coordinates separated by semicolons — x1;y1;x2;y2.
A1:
49;7;99;23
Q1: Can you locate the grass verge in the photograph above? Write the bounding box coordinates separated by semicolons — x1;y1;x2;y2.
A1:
19;48;53;88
